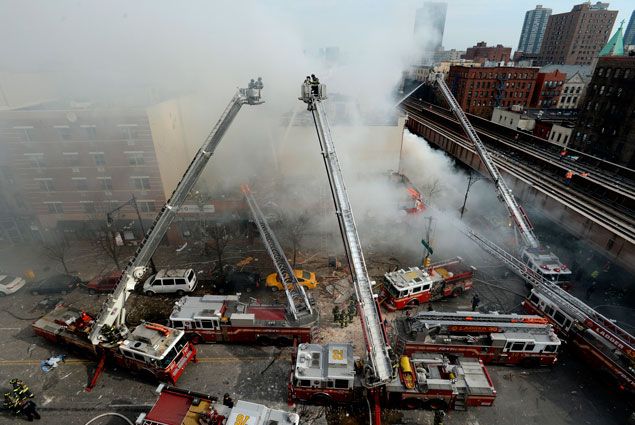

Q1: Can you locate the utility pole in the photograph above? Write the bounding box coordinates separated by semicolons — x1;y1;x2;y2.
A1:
460;171;484;219
106;194;157;273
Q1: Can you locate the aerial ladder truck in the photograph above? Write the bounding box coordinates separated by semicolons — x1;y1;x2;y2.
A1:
433;74;635;393
241;184;315;322
33;79;264;389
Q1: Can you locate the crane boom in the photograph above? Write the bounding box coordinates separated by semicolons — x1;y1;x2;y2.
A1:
89;82;264;345
240;185;314;321
435;74;540;249
301;82;393;386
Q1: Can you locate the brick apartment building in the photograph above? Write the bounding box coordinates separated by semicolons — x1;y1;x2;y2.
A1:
537;2;617;66
0;102;166;241
446;66;538;118
530;69;567;108
572;55;635;166
462;42;512;63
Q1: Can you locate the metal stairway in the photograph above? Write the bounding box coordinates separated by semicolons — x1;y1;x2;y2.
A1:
301;83;393;386
89;83;264;345
241;185;313;322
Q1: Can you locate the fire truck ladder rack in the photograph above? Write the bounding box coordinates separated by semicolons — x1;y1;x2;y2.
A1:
463;228;634;361
435;74;539;249
89;82;264;345
241;185;313;322
301;82;393;387
405;311;550;334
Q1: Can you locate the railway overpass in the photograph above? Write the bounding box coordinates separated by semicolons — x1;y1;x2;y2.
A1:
401;98;635;275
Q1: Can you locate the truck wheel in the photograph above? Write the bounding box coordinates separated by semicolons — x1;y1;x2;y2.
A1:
452;287;463;297
401;398;423;410
176;290;185;296
520;357;540;368
190;334;202;344
145;291;155;297
88;289;96;295
408;299;419;307
256;336;271;346
276;337;291;347
424;399;447;410
310;393;332;406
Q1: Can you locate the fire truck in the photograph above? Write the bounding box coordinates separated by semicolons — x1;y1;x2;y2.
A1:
32;80;264;390
137;384;299;425
297;79;495;422
392;311;561;367
288;343;496;411
381;257;475;310
168;295;315;346
429;75;635;393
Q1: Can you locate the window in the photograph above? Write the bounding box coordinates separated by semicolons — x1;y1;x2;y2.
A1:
82;201;95;213
93;153;106;166
334;379;349;389
25;153;45;168
126;151;145;165
74;178;88;190
63;152;80;166
172;320;183;328
299;380;310;387
14;126;34;142
119;124;138;143
37;178;54;192
511;342;525;351
138;200;156;212
175;278;186;286
131;176;151;190
55;126;72;141
553;311;566;325
162;278;175;285
45;202;63;213
81;125;97;140
99;177;113;190
544;345;557;352
200;320;214;329
524;343;535;352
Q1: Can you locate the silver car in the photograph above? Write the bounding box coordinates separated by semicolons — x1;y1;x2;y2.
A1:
0;274;26;296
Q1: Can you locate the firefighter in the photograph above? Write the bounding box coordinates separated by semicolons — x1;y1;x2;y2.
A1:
586;281;597;300
10;379;33;400
18;399;41;421
310;74;320;96
347;298;357;317
332;306;340;324
222;393;234;409
255;77;264;90
471;293;480;311
564;170;574;185
248;79;256;89
433;409;445;425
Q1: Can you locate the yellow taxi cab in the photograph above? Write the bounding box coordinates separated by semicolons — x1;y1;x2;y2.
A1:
265;269;318;292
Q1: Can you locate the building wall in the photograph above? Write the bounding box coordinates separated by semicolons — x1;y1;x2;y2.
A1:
0;107;165;234
624;10;635;47
537;2;617;66
462;42;512;63
447;66;538;119
530;70;567;108
548;124;573;147
518;5;552;54
572;56;635;166
557;73;587;109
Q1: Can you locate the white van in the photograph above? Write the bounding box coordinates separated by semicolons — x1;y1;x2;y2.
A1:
143;269;197;296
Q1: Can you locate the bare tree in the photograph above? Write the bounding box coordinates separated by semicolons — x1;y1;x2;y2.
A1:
204;223;234;281
43;235;71;273
96;225;124;269
281;210;310;267
421;177;442;202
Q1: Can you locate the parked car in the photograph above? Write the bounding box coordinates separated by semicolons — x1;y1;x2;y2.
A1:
143;269;197;296
0;274;27;296
265;269;318;292
31;274;81;295
222;271;261;294
85;271;122;295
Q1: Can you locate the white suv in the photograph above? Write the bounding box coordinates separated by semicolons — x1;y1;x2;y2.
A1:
143;269;197;296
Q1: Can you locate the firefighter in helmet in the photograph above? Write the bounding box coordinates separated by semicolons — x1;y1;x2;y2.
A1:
10;378;33;400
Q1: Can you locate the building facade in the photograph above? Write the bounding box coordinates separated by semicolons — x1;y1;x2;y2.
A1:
462;42;512;63
0;103;166;240
530;70;567;108
517;5;553;54
624;10;635;48
447;66;538;118
432;49;465;63
572;56;635;166
537;2;618;66
414;2;448;64
557;72;588;109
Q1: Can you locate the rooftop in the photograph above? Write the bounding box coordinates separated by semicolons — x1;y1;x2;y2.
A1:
122;324;185;360
385;266;443;289
294;343;356;381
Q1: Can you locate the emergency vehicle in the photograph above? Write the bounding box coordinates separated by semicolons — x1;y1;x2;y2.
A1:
169;295;315;346
393;311;561;367
381;258;475;310
32;306;195;384
288;343;496;411
137;384;299;425
32;80;264;389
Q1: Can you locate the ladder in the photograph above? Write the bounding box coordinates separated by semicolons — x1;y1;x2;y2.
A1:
89;83;264;345
241;185;313;322
436;75;540;249
404;312;552;334
463;228;634;360
301;82;393;386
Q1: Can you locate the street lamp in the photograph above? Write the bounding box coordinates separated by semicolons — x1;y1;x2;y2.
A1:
460;171;485;219
106;194;157;273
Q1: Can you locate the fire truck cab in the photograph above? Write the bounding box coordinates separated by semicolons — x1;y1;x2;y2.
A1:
520;247;572;286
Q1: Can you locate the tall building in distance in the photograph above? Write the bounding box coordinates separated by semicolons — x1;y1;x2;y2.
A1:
414;2;448;64
623;10;635;48
517;5;552;54
537;2;618;66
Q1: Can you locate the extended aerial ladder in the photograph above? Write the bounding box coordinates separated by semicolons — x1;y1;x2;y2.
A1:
89;81;264;345
240;184;314;322
300;81;394;389
404;311;550;333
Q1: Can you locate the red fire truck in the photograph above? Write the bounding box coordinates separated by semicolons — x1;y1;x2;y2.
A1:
138;384;300;425
288;342;496;411
393;311;561;367
168;295;315;346
381;258;475;310
32;306;196;385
